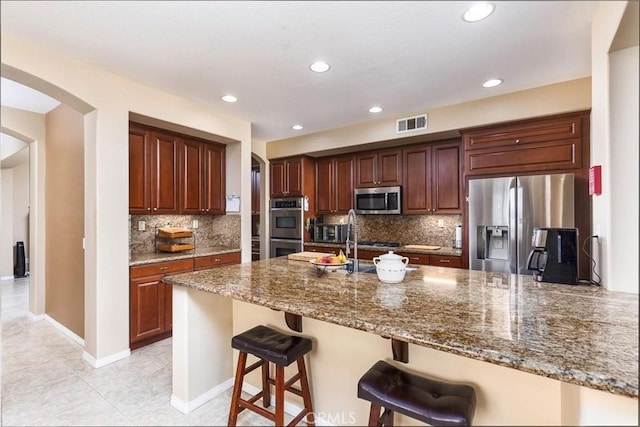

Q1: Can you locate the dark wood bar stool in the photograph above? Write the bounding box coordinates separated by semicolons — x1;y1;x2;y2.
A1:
227;325;315;427
358;360;476;426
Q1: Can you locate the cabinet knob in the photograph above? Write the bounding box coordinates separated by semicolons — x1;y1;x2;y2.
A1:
515;139;521;144
153;207;157;211
147;208;151;211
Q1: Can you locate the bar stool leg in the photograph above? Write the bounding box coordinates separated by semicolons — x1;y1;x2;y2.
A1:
228;351;248;426
297;357;315;426
261;360;271;408
275;365;285;426
368;404;381;426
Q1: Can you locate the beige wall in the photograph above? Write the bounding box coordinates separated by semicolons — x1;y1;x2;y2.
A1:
2;35;252;365
1;157;31;278
591;1;639;293
45;104;84;338
1;168;14;277
266;78;591;159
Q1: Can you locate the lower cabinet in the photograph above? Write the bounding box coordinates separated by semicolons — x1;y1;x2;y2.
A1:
130;252;240;349
398;252;462;268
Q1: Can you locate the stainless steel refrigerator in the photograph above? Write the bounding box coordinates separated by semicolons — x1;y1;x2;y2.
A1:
468;173;574;274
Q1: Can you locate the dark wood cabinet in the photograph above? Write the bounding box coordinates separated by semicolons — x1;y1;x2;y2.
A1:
355;148;402;188
179;138;226;215
128;125;180;214
397;252;462;268
130;252;240;349
403;140;461;214
251;165;261;214
130;258;193;349
315;154;355;214
129;122;225;215
193;251;241;270
270;157;306;197
462;112;586;176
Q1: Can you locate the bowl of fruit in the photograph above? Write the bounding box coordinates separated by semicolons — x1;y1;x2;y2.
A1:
309;250;350;275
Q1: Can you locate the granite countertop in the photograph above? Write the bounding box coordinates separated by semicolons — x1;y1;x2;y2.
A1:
304;241;463;257
165;256;638;398
129;246;240;266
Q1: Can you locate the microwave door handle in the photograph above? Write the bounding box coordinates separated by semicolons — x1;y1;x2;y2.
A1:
384;193;389;210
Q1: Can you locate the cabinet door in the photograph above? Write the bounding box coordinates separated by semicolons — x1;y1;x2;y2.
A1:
315;158;333;214
432;143;461;213
130;275;165;344
179;139;203;214
270;160;287;197
402;145;432;214
334;155;355;213
129;127;151;214
378;149;402;186
285;158;303;195
203;143;225;214
251;166;261;214
355;152;378;187
151;131;179;214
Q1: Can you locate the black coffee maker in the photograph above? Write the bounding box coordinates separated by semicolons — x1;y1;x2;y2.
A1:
526;227;579;285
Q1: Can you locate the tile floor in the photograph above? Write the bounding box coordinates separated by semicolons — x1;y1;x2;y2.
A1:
0;277;291;426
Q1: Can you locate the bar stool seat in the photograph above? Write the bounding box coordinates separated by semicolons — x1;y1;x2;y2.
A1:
228;325;314;427
358;360;476;426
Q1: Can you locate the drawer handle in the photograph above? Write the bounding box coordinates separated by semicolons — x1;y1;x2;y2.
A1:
410;257;419;261
439;259;450;263
214;258;221;262
159;266;170;270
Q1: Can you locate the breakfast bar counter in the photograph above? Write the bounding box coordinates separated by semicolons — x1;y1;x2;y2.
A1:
165;256;638;425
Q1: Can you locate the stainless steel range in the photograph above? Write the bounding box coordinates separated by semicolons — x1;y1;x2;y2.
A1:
269;197;304;258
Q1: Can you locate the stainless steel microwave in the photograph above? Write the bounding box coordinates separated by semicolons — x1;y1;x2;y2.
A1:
314;223;349;243
354;186;402;214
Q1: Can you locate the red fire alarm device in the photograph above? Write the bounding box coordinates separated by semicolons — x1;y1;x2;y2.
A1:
589;165;602;195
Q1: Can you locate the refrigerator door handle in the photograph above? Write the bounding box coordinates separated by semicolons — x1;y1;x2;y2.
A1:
508;179;518;273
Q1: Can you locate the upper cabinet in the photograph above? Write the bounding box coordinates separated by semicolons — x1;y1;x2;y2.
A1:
355;148;402;188
251;165;261;214
129;124;179;215
462;111;588;176
402;140;462;214
129;122;226;215
270;156;315;198
315;154;355;214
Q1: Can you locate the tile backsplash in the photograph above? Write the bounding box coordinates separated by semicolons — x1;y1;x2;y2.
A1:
321;214;463;248
129;214;240;256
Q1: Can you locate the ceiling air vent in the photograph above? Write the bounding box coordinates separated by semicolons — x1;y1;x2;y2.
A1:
396;114;427;134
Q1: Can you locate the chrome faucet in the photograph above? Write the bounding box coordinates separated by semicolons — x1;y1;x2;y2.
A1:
345;209;359;272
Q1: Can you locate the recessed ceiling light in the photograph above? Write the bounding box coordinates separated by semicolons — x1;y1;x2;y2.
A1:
482;78;503;88
292;124;303;130
369;106;383;113
221;94;237;103
309;61;330;73
463;2;495;22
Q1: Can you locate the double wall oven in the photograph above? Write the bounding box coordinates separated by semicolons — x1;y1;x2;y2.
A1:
270;197;304;258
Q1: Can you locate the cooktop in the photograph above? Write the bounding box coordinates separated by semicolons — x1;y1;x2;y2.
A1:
358;241;401;248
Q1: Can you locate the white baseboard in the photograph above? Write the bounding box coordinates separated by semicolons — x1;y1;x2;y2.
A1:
171;377;235;414
45;314;85;346
1;275;15;281
82;348;131;368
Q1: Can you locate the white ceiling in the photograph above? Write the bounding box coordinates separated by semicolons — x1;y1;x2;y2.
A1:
0;1;597;142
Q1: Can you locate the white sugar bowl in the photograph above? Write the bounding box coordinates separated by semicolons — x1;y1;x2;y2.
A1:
373;251;409;283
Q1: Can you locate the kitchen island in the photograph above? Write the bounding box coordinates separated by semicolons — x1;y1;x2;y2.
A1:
165;256;638;425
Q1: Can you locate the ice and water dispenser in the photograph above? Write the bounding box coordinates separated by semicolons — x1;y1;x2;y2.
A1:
476;225;509;262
